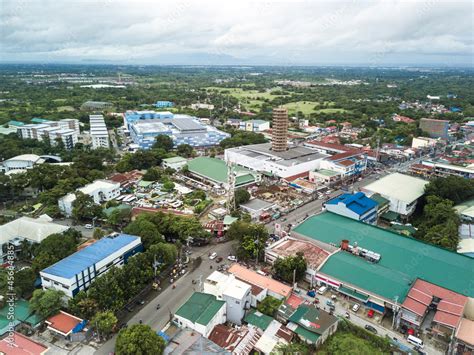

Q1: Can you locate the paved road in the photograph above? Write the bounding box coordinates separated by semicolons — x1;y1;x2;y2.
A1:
54;218;94;239
95;241;235;354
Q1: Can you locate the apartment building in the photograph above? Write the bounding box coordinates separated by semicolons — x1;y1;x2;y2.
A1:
89;114;109;149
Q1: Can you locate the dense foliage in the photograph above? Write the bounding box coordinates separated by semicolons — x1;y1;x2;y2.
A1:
226;221;269;261
257;296;283;317
273;253;307;283
116;324;165;355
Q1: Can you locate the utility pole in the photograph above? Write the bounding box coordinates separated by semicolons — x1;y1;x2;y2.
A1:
293;268;296;289
226;159;236;213
392;295;399;329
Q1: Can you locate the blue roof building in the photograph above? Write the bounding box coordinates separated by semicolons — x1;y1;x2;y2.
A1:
40;234;142;297
124;110;230;149
324;192;378;224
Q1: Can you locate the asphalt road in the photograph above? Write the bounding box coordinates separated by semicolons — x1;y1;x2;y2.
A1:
95;240;235;355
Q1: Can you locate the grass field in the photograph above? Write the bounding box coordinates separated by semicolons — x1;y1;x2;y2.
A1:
315;108;349;114
283;101;320;115
206;86;288;109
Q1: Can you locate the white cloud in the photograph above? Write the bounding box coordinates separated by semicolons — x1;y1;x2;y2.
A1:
0;0;472;65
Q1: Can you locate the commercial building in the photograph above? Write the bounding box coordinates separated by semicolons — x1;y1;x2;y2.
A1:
416;160;474;179
454;318;474;354
124;110;229;149
454;199;474;257
204;271;252;325
292;212;474;317
272;108;288;152
225;143;329;179
324;192;378;224
162;156;187;171
58;179;120;217
419;118;449;139
265;237;330;285
411;136;438;149
40;234;143;297
239;119;270;132
229;264;292;302
0;215;69;262
399;279;467;337
191;103;215;110
187;157;261;190
240;198;276;220
309;169;340;184
173;292;226;337
318;151;368;178
0;154;45;173
89;114;109;149
362;173;428;217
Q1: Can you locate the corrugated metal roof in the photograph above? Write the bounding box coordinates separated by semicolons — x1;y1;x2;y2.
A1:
293;212;474;300
41;234;141;279
326;192;377;216
175;292;225;326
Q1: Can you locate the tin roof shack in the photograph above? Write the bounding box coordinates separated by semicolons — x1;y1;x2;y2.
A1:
240;198;276;220
45;311;89;342
208;324;262;354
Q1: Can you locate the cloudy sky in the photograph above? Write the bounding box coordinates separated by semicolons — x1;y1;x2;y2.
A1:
1;0;472;66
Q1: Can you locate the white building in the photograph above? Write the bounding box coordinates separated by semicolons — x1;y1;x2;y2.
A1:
204;271;252;325
239;120;270;133
240;198;276;220
319;152;368;179
174;292;226;337
40;234;142;297
58;179;120;216
89;115;109;149
411;137;438;149
162;156;187;171
362;173;429;217
225;143;329;179
0;215;69;262
17;119;79;149
190;103;215;110
0;154;45;173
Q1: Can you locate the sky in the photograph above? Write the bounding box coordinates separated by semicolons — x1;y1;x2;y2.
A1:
1;0;473;66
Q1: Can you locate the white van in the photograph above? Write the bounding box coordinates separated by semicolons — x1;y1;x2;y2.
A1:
407;335;424;349
317;286;327;295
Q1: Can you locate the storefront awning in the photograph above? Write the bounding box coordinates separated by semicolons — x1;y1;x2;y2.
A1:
338;285;369;302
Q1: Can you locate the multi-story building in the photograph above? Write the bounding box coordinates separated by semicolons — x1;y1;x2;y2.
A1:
155;101;174;108
89;115;109;149
204;271;252;325
58;179;120;216
239;119;270;132
419;118;449;139
0;154;45;173
124;111;229;149
17;119;79;149
272;108;289;152
40;234;142;297
319;151;367;179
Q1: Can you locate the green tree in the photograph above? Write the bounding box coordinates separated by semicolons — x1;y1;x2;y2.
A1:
87;267;126;312
227;221;268;261
416;195;460;250
14;268;36;297
91;311;117;339
153;135;174;151
257;296;283;317
176;144;194;158
147;243;178;267
161;181;175;192
93;228;107;240
29;289;65;318
116;324;165;355
123;216;164;249
107;208;131;228
273;253;307;283
424;176;474;204
142;167;162;181
71;192;104;222
32;230;79;272
273;341;311;355
235;189;251;206
67;290;99;320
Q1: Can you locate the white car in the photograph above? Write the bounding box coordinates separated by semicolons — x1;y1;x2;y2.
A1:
227;255;237;262
352;303;360;312
84;224;93;229
209;252;217;260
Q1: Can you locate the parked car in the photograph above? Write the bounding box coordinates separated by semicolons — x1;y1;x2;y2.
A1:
227;255;237;262
215;257;223;263
84;224;93;229
364;325;377;334
352;303;360;312
209;252;217;260
326;300;335;307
